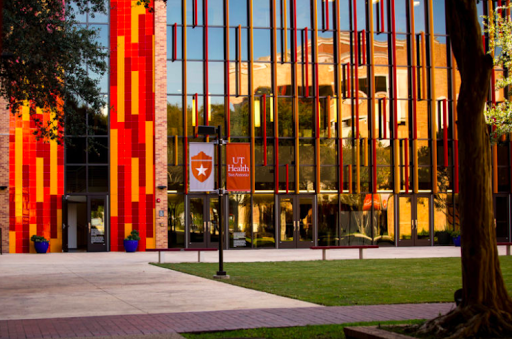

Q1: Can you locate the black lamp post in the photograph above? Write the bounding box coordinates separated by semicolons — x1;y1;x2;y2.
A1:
197;125;228;279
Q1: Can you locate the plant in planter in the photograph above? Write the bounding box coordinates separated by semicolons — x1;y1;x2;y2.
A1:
451;230;461;247
30;235;49;253
123;230;140;252
434;230;452;245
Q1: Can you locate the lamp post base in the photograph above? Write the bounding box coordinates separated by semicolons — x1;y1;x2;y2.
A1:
213;272;230;279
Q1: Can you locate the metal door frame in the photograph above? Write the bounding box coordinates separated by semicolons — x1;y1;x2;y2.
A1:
277;195;316;248
397;194;432;246
187;194;222;249
87;194;108;252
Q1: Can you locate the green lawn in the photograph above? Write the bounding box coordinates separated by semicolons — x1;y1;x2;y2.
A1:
182;320;424;339
153;257;512;306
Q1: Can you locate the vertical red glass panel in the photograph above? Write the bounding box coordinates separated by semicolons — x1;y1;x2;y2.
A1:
173;23;177;61
204;0;209;125
353;0;359;138
391;0;398;137
305;27;309;97
194;0;198;27
404;139;409;193
339;146;343;192
194;93;198;138
263;94;267;166
185;137;188;194
373;139;377;192
325;0;329;31
381;0;385;32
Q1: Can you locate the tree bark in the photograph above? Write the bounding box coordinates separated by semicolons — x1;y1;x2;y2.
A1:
417;1;512;337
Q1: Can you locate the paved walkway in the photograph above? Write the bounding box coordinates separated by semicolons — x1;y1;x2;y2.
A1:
0;253;316;321
0;303;454;339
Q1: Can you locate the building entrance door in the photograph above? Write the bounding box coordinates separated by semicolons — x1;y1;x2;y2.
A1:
62;195;108;252
397;195;431;246
278;195;315;248
187;195;221;249
494;195;510;242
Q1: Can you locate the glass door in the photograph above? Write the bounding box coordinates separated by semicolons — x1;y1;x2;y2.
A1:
278;196;295;248
494;195;510;242
398;195;431;246
278;195;315;248
398;196;414;246
188;195;221;248
87;196;108;252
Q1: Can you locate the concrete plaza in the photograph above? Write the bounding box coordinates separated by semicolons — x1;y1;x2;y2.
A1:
1;247;505;338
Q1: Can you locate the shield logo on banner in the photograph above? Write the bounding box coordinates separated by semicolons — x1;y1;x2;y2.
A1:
189;143;215;192
191;151;213;182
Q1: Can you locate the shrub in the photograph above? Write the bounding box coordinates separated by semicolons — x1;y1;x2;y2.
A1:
125;230;140;241
30;235;49;243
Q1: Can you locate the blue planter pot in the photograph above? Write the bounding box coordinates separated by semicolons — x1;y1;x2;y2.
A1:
34;241;49;253
453;235;461;247
124;240;139;252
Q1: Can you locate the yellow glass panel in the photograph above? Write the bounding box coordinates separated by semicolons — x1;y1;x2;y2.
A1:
416;197;430;239
399;197;412;240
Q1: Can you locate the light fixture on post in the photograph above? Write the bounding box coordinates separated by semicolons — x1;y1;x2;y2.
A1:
0;186;7;190
197;124;229;280
157;185;167;190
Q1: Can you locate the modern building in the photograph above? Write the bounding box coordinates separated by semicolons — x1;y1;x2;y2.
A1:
0;0;509;253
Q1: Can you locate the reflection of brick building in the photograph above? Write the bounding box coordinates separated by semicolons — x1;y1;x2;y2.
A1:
1;0;509;254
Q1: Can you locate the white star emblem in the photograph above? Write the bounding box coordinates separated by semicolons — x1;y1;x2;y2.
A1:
196;164;208;176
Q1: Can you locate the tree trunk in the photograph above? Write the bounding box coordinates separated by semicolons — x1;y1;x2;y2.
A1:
417;1;512;338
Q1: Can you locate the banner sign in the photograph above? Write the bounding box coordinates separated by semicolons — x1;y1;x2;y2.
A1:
226;143;251;191
189;142;215;192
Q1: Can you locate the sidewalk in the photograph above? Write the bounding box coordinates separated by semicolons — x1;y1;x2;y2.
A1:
0;303;454;339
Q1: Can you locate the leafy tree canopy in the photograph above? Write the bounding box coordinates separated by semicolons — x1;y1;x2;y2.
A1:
1;0;108;142
484;5;512;143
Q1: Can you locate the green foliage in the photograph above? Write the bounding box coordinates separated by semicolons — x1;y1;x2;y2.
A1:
126;230;141;241
30;235;49;243
451;230;461;238
1;0;108;142
483;6;512;143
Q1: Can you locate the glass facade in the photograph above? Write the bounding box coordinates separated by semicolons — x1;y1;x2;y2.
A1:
163;0;510;249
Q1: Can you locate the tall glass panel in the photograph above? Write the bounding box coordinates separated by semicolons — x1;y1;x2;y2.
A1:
228;194;252;248
209;197;220;243
168;194;185;248
340;194;372;245
399;196;412;240
189;197;205;243
280;197;294;242
253;194;275;248
375;194;394;246
416;197;430;240
318;194;338;246
298;197;314;242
